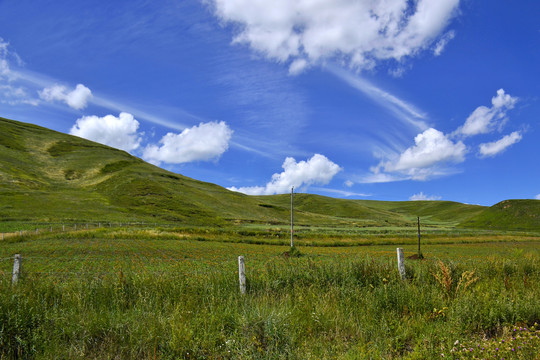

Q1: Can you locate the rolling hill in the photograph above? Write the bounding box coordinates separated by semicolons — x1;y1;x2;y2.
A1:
1;117;538;232
458;199;540;231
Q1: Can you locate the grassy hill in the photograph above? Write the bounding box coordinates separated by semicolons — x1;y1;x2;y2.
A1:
0;117;287;225
459;199;540;231
2;116;538;232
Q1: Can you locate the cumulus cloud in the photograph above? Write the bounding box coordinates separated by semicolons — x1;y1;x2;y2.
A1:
228;154;342;195
457;89;518;137
377;128;466;179
69;112;142;152
409;192;442;201
143;121;233;165
210;0;460;74
478;131;522;158
535;194;540;200
364;88;523;183
40;83;93;110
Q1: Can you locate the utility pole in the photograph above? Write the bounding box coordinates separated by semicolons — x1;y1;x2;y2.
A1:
417;216;421;257
290;186;294;248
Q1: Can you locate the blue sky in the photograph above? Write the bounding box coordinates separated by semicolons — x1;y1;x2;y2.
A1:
1;0;539;205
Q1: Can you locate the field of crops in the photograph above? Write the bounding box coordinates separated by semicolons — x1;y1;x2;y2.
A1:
1;227;539;359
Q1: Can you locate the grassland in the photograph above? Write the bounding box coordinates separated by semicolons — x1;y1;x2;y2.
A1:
0;228;539;359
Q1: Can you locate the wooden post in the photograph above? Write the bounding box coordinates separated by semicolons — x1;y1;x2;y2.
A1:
19;230;22;236
290;186;294;248
12;254;21;285
35;228;38;234
62;225;65;232
417;217;421;256
238;256;246;295
50;226;52;232
1;233;4;240
397;248;406;280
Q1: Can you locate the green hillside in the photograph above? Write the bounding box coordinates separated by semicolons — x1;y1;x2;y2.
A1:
0;117;287;225
3;116;538;233
459;199;540;231
355;200;486;224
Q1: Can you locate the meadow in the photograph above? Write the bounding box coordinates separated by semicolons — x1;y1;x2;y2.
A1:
0;226;538;359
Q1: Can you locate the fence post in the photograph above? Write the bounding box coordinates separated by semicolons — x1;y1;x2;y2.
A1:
35;228;38;234
12;254;21;285
19;230;22;236
238;256;246;295
397;248;406;280
1;233;4;240
63;225;65;232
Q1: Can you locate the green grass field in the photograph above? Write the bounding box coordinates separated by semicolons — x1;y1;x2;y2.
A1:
1;228;538;359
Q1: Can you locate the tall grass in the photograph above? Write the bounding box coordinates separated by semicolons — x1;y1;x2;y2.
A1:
1;252;538;359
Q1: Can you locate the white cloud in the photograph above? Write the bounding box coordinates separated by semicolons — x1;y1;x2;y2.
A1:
0;38;16;80
344;180;354;188
478;131;522;158
39;83;93;110
457;89;518;137
357;172;407;184
70;112;142;152
0;38;38;105
228;154;342;195
535;194;540;200
312;187;371;197
433;30;455;56
409;192;442;201
328;66;428;131
143;121;233;165
210;0;460;73
380;128;466;179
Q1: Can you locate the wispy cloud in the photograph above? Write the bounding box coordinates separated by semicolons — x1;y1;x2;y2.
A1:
433;30;456;56
311;187;371;198
327;65;429;131
409;192;442;201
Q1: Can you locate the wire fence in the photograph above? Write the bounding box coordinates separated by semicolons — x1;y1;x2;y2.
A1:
0;221;189;240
